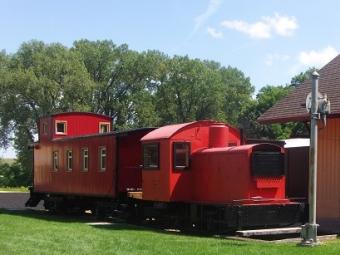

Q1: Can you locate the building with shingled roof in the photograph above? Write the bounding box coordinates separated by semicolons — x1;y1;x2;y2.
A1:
259;54;340;231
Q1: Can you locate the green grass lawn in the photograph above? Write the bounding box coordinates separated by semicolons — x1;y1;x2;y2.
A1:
0;186;28;192
0;209;339;255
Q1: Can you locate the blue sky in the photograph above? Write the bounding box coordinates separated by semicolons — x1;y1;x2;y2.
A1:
1;0;339;157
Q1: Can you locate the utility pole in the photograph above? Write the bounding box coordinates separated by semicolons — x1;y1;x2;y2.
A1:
301;70;325;246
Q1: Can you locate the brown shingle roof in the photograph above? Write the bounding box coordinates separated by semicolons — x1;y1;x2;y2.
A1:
258;54;340;124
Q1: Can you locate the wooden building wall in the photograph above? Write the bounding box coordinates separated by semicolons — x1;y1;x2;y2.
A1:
317;118;340;220
286;146;309;199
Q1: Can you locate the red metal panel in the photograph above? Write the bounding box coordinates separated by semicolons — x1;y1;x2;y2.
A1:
191;144;287;204
141;120;240;141
142;140;171;201
39;112;112;142
34;134;116;197
38;116;54;142
141;122;193;141
52;113;112;139
117;129;154;193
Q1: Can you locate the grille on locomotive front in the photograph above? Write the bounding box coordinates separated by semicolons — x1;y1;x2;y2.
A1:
251;152;284;177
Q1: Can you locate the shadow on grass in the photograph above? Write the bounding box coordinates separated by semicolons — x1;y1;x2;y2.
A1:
90;224;249;247
0;208;93;224
0;208;248;246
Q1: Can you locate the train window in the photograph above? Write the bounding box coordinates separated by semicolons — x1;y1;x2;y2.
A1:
81;148;89;172
55;120;67;135
66;150;73;171
173;142;190;170
143;143;159;169
99;146;107;171
99;122;110;133
52;151;59;171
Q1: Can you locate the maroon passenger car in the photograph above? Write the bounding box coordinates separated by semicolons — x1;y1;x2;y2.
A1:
26;112;153;212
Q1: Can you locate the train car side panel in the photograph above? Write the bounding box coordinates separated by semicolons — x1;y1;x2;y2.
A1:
117;129;155;193
34;134;116;197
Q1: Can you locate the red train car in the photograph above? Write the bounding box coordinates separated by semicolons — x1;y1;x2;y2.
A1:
139;121;303;231
27;112;153;213
34;133;116;196
141;121;241;202
27;113;304;232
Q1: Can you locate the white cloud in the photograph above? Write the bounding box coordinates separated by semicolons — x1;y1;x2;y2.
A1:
288;46;339;76
221;13;298;39
221;20;271;39
190;0;222;38
298;46;338;67
265;53;291;66
207;27;223;38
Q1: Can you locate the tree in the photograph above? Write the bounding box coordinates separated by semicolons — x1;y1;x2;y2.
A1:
239;82;311;139
0;41;94;184
290;67;316;87
155;56;224;124
73;40;164;129
0;50;12;148
154;57;254;125
239;85;294;139
219;66;254;125
0;39;257;186
0;161;30;187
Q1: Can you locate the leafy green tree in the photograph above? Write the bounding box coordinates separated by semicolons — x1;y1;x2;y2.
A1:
155;56;225;124
154;57;254;125
219;66;254;125
0;39;257;186
239;85;294;139
290;67;316;87
0;161;30;187
0;41;94;185
239;83;310;139
73;40;163;129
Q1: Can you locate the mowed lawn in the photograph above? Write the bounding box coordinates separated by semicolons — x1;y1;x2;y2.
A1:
0;210;340;255
0;187;28;192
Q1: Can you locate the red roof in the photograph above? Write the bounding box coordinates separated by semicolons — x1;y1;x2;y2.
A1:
258;54;340;124
50;112;112;121
141;122;194;141
141;120;235;141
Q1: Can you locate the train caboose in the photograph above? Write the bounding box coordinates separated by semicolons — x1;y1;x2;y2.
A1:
26;112;154;213
26;113;304;232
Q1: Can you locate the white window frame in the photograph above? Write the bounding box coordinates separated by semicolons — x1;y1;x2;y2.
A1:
55;120;67;135
99;122;110;133
99;146;107;172
81;148;89;172
173;142;190;170
66;149;73;171
52;151;59;171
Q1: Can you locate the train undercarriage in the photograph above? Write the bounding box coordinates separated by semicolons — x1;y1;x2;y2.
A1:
26;189;305;234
